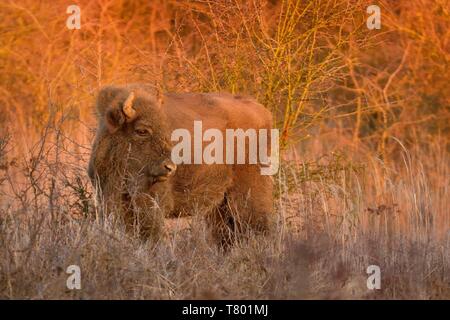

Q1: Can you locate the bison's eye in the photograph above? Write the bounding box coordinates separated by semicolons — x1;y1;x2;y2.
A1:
135;128;151;136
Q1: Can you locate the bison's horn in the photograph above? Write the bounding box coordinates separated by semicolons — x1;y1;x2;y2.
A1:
123;91;136;119
156;86;164;106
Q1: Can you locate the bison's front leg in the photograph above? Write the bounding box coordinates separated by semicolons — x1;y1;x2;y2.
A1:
123;183;174;241
122;193;163;241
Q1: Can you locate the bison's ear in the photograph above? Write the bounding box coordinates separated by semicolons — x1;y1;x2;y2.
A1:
104;92;136;133
96;85;122;116
105;107;126;133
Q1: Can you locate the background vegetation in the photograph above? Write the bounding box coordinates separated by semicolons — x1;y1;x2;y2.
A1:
0;0;448;299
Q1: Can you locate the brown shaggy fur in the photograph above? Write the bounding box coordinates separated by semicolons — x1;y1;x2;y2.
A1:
88;84;274;245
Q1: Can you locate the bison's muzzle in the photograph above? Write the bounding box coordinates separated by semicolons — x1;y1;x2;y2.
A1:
148;159;177;183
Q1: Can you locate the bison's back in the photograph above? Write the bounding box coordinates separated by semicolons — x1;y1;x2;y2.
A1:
163;92;272;131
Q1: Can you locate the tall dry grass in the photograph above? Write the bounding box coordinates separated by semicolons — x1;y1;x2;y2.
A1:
0;0;449;299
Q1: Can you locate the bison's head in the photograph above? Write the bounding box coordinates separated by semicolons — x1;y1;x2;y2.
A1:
89;85;176;193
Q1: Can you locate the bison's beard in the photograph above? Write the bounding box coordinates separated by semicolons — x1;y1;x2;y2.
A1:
94;171;174;241
89;143;174;240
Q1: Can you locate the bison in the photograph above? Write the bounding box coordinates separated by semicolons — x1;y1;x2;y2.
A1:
88;84;275;246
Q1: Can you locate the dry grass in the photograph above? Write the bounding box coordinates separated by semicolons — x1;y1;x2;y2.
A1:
0;122;448;299
0;0;449;299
